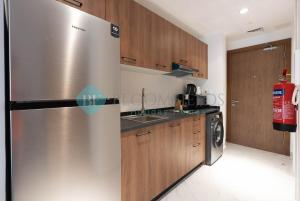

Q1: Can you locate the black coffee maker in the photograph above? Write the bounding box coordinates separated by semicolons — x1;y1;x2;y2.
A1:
186;84;197;95
177;84;207;110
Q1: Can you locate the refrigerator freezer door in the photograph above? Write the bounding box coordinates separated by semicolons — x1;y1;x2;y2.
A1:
9;0;120;101
11;105;120;201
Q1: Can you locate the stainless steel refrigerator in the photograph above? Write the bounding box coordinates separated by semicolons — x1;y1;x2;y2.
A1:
7;0;121;200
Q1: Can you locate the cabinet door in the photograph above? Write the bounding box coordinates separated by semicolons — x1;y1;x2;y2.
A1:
162;20;173;72
105;0;120;25
193;40;201;78
150;124;170;197
197;41;208;79
166;121;182;184
171;26;183;65
202;43;208;79
191;115;206;167
119;0;139;65
200;115;206;162
57;0;106;19
181;117;195;173
136;5;152;68
187;35;197;68
121;128;153;201
150;15;172;72
179;29;188;65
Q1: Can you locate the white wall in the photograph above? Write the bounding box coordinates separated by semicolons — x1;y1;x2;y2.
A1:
227;26;293;50
0;0;5;200
201;34;227;141
120;65;185;112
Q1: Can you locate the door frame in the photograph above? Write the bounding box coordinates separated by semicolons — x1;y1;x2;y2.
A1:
226;38;292;144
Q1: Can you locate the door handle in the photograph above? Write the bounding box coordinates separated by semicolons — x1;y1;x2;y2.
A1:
231;100;239;107
193;143;201;147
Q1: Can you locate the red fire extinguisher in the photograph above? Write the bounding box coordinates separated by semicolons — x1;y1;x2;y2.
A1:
273;69;297;132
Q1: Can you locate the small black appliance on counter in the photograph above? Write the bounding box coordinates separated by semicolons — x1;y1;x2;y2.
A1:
186;84;197;95
176;94;207;110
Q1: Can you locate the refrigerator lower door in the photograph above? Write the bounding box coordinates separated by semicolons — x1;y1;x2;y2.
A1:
9;0;120;101
11;105;120;201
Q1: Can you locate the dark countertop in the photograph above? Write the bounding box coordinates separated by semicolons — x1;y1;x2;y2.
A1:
121;107;220;133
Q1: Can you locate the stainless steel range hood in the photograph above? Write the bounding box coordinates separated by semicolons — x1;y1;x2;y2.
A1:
165;63;199;77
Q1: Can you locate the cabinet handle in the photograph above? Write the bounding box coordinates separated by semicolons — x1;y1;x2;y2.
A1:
179;59;188;64
193;130;201;134
121;57;137;64
169;123;181;128
136;131;152;137
193;143;201;147
156;64;167;69
62;0;83;7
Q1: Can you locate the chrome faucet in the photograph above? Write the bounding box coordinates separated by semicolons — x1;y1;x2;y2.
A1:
141;88;145;116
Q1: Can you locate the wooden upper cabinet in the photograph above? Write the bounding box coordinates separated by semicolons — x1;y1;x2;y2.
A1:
105;0;120;25
121;127;154;201
136;5;152;69
193;41;208;79
150;14;172;72
58;0;208;78
57;0;106;19
198;41;208;79
178;29;189;65
171;25;191;66
119;0;139;65
202;43;208;79
187;35;199;69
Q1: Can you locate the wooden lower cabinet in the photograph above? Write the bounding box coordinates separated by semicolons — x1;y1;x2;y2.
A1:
150;124;170;196
121;116;206;201
121;127;154;201
191;115;206;167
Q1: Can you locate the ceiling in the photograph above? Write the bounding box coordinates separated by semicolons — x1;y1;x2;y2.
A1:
137;0;294;41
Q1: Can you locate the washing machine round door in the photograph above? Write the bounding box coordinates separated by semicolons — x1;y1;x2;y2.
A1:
212;120;224;148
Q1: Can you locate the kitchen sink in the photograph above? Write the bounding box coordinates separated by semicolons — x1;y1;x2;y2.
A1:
122;115;168;123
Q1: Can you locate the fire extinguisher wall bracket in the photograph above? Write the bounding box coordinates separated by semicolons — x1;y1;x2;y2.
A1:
292;85;300;107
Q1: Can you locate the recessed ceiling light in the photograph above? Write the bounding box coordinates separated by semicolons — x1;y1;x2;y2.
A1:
240;8;249;14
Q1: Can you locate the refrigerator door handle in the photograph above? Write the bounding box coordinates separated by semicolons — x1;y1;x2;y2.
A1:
62;0;83;8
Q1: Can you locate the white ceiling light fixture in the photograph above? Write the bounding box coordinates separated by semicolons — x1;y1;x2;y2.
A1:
240;8;249;14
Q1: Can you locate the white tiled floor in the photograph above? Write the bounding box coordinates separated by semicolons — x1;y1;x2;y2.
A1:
159;143;295;201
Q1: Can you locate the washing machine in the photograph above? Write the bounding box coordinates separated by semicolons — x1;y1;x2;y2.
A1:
206;111;224;166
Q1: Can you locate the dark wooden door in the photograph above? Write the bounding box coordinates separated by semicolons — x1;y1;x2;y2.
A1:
227;39;291;155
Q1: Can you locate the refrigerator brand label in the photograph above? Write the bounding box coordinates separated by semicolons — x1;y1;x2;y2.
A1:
72;25;86;32
111;24;120;38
